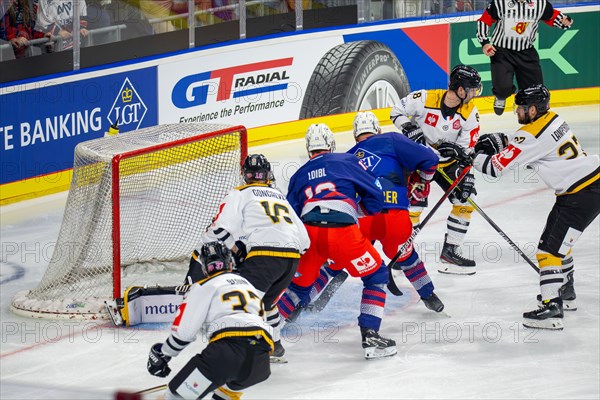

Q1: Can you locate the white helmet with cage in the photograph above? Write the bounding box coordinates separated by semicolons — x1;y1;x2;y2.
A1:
353;111;381;139
305;123;336;155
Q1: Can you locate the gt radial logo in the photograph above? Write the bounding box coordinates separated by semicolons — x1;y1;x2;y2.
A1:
512;22;530;35
108;78;147;130
172;58;293;108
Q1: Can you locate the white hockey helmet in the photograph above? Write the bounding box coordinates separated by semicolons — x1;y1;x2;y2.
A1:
353;111;381;139
305;123;336;155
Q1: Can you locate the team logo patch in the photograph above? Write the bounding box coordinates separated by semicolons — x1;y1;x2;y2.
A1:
425;113;439;127
350;251;378;273
492;145;522;169
512;22;529;35
453;119;461;130
353;148;381;170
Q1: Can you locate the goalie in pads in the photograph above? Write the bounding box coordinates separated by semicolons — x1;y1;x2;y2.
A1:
146;241;273;400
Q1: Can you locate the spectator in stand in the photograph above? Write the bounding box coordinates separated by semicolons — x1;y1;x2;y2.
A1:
34;0;89;51
2;0;44;58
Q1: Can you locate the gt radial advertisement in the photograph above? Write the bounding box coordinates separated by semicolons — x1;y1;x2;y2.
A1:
158;36;343;126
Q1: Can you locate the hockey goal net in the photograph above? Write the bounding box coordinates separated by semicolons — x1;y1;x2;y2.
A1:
11;124;247;320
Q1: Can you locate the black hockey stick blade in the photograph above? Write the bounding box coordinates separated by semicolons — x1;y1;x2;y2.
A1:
386;267;404;296
311;270;349;312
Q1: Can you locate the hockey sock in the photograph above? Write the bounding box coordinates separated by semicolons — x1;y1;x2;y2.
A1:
213;385;243;400
446;204;474;245
561;255;574;278
277;283;311;320
265;307;282;342
358;264;388;331
396;250;434;299
537;252;563;301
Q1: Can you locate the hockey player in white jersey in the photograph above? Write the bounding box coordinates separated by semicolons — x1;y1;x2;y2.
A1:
390;65;483;274
192;153;310;361
146;241;273;399
438;85;599;330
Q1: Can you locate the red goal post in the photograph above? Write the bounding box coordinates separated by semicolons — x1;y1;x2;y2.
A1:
11;124;248;320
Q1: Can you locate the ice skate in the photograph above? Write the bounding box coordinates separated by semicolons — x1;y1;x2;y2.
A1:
422;292;444;312
537;271;577;311
438;235;476;275
104;299;124;326
523;297;564;330
270;340;288;364
361;328;397;360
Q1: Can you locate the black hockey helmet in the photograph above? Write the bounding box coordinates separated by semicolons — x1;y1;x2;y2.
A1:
243;154;274;184
199;241;233;278
449;65;482;96
514;84;550;114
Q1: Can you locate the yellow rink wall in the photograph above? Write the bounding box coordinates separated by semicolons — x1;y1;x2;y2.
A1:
1;87;598;206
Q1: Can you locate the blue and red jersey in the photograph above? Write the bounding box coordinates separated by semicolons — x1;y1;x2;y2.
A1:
347;132;438;210
286;152;384;225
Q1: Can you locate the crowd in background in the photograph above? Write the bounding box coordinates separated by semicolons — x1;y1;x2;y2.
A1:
0;1;591;65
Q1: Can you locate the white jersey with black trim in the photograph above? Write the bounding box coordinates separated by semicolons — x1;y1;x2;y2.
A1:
163;272;273;358
391;89;481;162
201;183;310;259
474;111;600;195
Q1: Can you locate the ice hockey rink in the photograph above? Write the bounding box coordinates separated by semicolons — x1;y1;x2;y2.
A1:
1;105;599;399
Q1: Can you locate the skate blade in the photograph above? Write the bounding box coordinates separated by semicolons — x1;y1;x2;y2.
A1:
270;356;288;364
364;346;397;360
437;264;476;275
522;318;564;330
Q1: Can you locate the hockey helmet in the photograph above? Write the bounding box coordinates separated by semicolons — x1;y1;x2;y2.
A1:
449;65;482;96
353;111;381;139
306;123;336;155
199;241;233;278
243;154;274;184
514;84;550;114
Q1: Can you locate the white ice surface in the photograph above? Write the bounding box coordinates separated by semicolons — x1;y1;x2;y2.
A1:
1;105;599;399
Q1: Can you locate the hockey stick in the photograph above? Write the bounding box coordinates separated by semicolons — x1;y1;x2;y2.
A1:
285;269;349;322
135;384;167;395
437;168;539;273
387;165;473;295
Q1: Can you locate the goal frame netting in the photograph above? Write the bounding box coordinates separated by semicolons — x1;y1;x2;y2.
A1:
11;124;248;320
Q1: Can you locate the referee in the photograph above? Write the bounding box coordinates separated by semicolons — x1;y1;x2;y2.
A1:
476;0;573;115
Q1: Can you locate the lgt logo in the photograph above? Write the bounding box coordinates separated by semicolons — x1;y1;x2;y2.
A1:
353;148;381;171
108;78;147;130
172;58;293;108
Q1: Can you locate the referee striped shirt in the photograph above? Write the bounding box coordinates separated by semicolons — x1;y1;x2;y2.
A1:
477;0;570;51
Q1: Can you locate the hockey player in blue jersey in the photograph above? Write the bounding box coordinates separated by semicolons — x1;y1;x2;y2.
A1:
277;123;397;359
349;111;444;312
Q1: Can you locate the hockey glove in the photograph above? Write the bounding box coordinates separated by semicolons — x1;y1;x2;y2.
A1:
437;142;474;166
455;173;476;203
400;122;425;144
407;172;431;205
232;240;247;266
474;133;508;155
147;343;171;377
